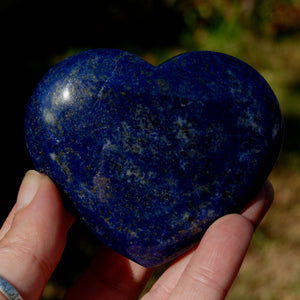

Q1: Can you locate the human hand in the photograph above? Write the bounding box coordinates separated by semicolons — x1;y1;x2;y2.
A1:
0;170;273;299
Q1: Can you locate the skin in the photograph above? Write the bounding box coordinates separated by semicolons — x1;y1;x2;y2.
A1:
0;170;273;300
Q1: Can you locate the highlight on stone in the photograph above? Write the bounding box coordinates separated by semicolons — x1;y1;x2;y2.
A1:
25;49;283;267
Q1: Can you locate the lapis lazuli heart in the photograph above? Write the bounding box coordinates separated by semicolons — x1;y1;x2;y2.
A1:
25;49;283;267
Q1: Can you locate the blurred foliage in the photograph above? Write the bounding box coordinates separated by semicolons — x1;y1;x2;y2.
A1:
1;0;300;299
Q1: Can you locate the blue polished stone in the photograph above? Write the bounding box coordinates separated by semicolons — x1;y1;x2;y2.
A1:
25;49;283;267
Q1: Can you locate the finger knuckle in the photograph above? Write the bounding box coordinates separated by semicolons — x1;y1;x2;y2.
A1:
189;265;226;297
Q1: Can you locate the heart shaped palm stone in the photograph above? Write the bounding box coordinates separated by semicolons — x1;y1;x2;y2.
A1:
25;49;283;267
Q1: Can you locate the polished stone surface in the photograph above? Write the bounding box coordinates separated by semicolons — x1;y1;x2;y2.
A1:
25;49;283;267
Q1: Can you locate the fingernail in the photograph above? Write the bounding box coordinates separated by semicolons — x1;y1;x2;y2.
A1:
15;170;43;214
264;180;274;201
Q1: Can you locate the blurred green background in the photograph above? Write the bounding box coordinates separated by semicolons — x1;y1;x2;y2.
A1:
1;0;300;299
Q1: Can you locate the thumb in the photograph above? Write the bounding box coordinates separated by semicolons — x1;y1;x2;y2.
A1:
0;170;74;300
